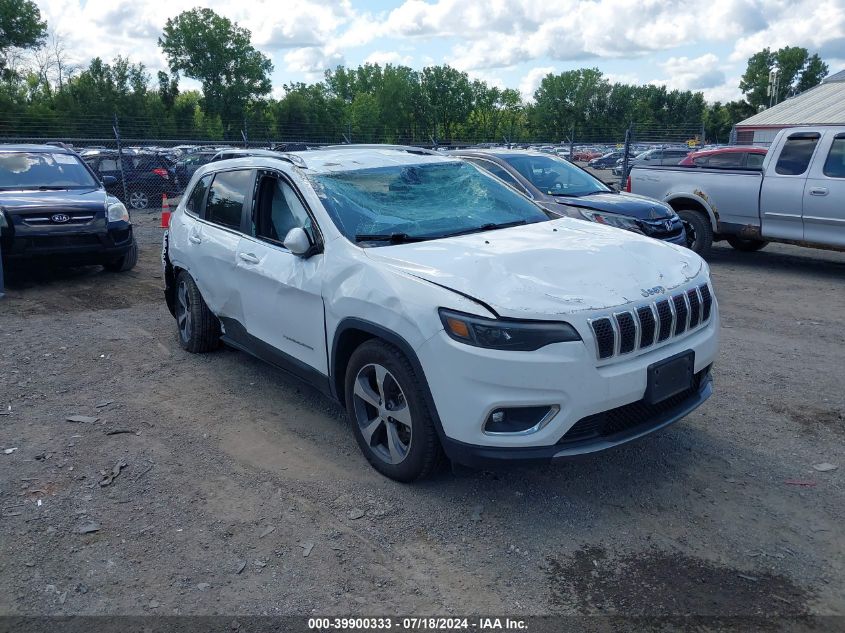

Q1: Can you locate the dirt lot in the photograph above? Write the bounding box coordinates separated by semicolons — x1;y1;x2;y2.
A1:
1;210;843;622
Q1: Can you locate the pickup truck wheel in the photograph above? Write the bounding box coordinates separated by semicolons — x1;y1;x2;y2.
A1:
726;236;769;252
677;209;713;257
345;340;444;482
102;238;138;272
174;271;220;353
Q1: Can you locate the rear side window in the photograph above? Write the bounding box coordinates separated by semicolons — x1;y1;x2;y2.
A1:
746;153;765;169
464;159;529;195
775;134;820;175
205;170;253;230
707;153;744;168
186;174;212;215
822;137;845;178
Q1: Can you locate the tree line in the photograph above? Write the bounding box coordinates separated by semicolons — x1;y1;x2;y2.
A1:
0;3;830;146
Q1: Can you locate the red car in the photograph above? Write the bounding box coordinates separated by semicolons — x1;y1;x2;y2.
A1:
679;146;767;169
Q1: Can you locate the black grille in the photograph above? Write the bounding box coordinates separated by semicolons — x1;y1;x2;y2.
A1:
700;284;712;321
636;306;656;349
558;369;707;444
656;299;673;342
615;312;637;354
591;318;615;359
673;294;688;335
687;289;701;328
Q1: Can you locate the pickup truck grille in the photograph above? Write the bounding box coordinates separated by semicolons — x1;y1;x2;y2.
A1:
589;283;713;360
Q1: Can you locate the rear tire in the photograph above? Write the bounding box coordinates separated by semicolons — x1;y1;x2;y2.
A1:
174;271;220;353
344;340;444;482
102;238;138;272
726;236;768;252
677;208;713;257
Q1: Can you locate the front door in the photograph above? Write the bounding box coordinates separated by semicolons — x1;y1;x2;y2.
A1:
234;170;328;376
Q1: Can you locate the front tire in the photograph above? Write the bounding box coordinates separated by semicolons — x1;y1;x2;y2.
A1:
726;236;769;252
677;208;713;257
344;340;443;482
102;238;138;272
174;271;220;353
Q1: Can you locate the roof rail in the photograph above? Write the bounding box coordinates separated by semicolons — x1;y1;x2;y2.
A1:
319;144;440;156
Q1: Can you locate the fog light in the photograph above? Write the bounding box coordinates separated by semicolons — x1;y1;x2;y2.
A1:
484;405;560;435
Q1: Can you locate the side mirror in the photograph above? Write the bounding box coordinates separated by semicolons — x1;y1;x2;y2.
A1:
283;227;312;257
102;175;117;186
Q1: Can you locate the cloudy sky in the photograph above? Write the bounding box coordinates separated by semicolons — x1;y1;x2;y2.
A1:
35;0;845;103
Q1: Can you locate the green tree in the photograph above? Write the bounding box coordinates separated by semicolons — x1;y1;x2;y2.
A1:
739;46;829;109
158;8;272;125
0;0;47;73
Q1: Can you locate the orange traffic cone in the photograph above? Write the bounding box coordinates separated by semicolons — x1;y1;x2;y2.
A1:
160;193;171;228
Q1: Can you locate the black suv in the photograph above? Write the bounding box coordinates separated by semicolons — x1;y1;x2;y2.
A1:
0;145;138;271
83;150;175;210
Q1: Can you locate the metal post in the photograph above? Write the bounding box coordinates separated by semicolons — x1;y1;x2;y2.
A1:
621;124;633;188
569;125;575;160
0;239;5;299
112;114;128;204
701;122;706;149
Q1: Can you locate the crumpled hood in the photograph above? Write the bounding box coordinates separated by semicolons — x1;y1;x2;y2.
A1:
558;192;673;220
0;189;106;216
364;218;703;317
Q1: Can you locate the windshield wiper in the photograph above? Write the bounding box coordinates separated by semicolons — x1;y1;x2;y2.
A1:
437;219;528;238
354;232;431;244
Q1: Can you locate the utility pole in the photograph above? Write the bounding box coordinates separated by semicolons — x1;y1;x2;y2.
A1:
767;67;781;108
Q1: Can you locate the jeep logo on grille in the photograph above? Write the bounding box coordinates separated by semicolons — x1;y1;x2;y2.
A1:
641;285;666;297
51;213;70;223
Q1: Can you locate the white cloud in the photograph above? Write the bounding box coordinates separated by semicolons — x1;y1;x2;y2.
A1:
519;66;555;101
283;47;345;76
363;50;414;66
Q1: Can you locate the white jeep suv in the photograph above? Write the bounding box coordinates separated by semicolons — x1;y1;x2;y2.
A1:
162;146;719;481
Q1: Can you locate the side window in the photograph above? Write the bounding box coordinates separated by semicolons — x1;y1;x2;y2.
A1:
693;157;709;166
253;175;312;243
822;137;845;178
745;153;765;169
99;158;118;172
205;170;253;230
775;134;820;175
185;174;212;215
466;159;529;195
708;153;744;168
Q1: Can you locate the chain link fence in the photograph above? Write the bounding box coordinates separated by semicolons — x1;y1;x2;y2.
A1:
0;113;709;210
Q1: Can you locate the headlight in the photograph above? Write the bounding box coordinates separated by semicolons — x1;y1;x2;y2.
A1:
107;202;129;223
438;308;581;351
578;209;643;234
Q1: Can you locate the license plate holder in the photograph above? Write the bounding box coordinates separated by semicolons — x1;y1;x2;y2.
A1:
645;351;695;404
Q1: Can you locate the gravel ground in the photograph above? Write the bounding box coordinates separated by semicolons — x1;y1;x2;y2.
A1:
0;210;843;621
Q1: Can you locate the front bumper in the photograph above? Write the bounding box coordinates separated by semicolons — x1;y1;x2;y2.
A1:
415;301;719;462
441;368;712;468
1;225;134;264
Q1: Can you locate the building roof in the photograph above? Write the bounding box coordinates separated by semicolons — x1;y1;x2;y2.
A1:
736;69;845;128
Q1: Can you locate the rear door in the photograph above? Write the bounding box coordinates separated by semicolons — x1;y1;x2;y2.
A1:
759;131;820;241
803;132;845;247
233;169;328;375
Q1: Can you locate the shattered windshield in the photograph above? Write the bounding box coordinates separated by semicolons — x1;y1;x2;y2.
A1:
310;161;549;245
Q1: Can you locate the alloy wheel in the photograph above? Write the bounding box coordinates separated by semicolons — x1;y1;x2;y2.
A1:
129;191;149;209
352;363;413;465
176;280;192;342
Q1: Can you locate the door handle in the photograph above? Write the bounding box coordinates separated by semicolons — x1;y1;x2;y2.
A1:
239;252;260;264
188;235;202;244
809;187;829;196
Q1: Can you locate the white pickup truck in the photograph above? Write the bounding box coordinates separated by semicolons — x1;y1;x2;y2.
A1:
627;126;845;256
